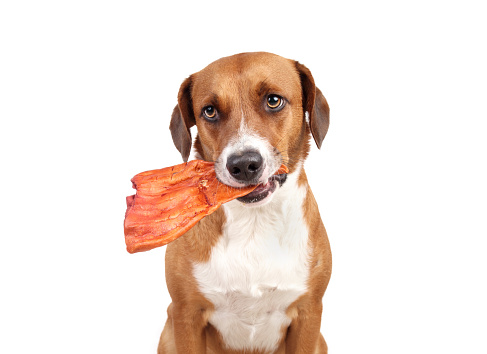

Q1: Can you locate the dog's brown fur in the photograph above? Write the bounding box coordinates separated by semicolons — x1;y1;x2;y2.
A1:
159;52;331;353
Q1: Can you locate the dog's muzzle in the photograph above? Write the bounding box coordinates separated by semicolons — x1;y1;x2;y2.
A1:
219;147;287;205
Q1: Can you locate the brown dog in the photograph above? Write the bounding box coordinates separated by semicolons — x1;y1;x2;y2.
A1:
158;52;331;354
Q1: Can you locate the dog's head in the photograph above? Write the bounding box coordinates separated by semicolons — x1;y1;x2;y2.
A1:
170;52;329;205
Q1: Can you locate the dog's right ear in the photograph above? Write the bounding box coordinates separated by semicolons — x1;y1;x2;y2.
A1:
169;76;196;162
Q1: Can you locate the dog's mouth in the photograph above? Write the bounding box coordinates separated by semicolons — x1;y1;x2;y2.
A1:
237;173;287;204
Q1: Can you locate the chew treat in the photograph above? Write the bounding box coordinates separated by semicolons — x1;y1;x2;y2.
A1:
124;160;288;253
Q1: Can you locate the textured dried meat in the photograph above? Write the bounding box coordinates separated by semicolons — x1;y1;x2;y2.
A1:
124;160;288;253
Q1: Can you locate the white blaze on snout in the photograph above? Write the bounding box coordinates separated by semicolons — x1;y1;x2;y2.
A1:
215;119;281;188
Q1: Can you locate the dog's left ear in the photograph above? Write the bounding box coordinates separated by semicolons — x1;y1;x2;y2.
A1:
169;76;196;162
295;62;330;149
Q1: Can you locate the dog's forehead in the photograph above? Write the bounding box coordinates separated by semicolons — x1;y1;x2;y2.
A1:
192;53;301;101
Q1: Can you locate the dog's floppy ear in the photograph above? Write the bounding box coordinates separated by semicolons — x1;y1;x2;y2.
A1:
169;76;196;162
295;62;330;149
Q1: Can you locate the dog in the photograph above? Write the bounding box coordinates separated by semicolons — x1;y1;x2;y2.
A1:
158;52;331;354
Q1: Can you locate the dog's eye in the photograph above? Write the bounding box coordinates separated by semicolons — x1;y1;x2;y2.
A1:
267;95;284;110
203;106;217;121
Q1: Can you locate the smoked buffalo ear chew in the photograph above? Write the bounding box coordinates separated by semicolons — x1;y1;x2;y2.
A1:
124;160;289;253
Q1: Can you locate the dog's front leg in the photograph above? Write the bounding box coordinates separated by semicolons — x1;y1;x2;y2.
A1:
285;301;327;354
170;302;208;353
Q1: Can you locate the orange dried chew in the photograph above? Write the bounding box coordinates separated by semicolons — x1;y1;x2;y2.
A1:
124;160;288;253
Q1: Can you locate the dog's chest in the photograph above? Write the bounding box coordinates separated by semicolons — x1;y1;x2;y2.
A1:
192;185;310;352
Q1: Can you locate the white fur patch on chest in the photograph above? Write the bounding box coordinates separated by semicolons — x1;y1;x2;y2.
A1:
192;170;310;352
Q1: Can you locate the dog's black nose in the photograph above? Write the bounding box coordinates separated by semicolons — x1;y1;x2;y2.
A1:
226;151;264;183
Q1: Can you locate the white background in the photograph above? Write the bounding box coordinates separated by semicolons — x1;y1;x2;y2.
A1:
1;1;486;353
